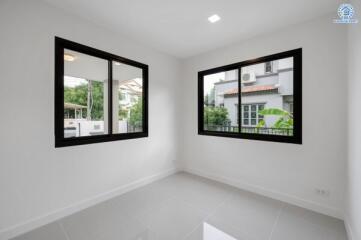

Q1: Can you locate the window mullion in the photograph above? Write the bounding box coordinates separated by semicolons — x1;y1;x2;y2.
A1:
108;60;113;136
238;67;242;133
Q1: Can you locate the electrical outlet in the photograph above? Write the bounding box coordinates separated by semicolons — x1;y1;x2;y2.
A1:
315;188;330;197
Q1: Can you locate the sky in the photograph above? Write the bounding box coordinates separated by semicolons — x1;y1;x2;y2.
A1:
203;72;225;96
64;76;88;88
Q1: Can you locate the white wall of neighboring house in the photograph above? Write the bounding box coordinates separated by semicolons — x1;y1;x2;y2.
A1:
214;80;238;107
212;58;294;127
180;14;347;219
240;93;284;127
346;0;361;239
0;0;181;238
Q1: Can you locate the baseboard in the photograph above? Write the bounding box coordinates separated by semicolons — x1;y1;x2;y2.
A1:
183;168;344;220
344;217;354;240
0;168;180;240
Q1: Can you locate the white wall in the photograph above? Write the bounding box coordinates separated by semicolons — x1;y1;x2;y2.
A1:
346;0;361;239
0;0;181;238
181;15;348;218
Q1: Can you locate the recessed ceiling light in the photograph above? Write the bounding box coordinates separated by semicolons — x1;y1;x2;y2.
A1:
64;53;76;62
208;14;221;23
114;61;121;66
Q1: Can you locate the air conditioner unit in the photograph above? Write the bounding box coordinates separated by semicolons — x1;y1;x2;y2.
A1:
241;72;256;83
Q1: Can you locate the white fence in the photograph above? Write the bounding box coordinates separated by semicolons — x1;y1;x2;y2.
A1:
64;119;129;137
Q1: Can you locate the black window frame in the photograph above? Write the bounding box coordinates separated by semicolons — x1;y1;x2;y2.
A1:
198;49;302;144
55;37;148;147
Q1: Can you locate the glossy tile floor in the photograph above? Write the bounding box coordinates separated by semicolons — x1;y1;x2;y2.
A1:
12;172;347;240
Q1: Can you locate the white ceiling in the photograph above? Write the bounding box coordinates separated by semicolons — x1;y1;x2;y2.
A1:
44;0;341;58
64;50;142;82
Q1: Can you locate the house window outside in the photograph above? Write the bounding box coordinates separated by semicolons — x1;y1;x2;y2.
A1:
242;104;264;126
55;37;148;147
265;62;273;73
198;49;302;144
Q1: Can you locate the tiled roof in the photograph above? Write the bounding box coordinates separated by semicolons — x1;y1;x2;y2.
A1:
223;85;278;95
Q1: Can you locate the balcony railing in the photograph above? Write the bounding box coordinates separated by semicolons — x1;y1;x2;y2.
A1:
204;125;293;136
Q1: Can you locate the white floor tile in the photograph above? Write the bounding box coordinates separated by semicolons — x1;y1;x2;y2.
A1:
114;180;176;220
11;223;67;240
137;197;208;240
170;174;235;213
185;221;255;240
270;204;347;240
60;199;151;240
207;190;283;240
9;173;348;240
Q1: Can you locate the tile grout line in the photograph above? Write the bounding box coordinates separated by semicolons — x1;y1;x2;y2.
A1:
57;221;71;240
268;203;286;240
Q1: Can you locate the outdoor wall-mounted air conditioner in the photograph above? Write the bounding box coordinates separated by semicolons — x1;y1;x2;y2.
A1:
241;72;256;83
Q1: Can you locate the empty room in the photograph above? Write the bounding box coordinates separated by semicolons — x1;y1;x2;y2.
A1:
0;0;360;239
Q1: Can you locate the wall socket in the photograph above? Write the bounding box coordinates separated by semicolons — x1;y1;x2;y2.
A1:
315;188;330;197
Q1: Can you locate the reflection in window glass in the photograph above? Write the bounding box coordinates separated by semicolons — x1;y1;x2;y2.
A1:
203;70;239;132
240;57;294;136
112;61;143;133
63;49;108;138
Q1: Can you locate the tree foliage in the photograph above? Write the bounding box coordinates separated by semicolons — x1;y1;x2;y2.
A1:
64;81;104;120
129;97;143;127
256;108;293;129
118;109;128;120
204;106;230;126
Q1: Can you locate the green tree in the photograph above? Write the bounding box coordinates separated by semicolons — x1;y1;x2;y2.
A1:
256;108;293;129
129;97;143;128
64;81;104;120
118;109;128;120
204;106;229;126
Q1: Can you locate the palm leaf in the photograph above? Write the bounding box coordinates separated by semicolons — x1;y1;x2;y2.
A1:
258;108;291;118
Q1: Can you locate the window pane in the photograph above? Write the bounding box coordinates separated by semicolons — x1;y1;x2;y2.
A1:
240;57;294;136
112;61;143;133
64;49;108;138
203;69;238;132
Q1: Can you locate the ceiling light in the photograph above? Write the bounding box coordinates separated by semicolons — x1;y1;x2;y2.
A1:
114;61;121;66
64;53;76;62
208;14;221;23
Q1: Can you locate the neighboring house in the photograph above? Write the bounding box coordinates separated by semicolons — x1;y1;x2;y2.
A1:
116;78;143;133
214;57;294;128
118;78;142;115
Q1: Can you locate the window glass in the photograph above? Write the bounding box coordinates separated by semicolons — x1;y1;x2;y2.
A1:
203;70;238;132
63;49;108;138
112;61;143;133
198;49;301;144
56;37;149;147
240;57;294;136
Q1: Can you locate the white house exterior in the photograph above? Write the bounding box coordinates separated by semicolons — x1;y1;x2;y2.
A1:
214;57;294;128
